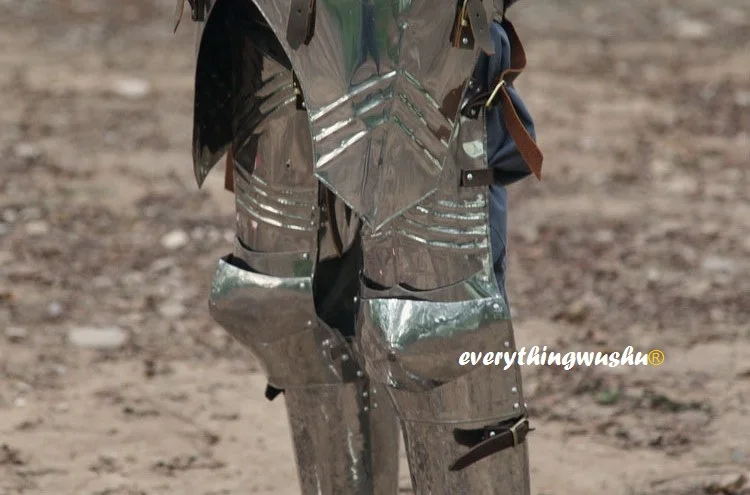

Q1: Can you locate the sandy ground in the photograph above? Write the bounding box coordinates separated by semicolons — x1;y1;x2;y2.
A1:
1;1;749;494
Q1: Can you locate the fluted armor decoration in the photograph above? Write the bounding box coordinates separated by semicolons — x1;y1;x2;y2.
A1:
179;0;539;493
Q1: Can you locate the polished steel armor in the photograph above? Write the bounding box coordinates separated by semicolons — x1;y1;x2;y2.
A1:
183;0;535;493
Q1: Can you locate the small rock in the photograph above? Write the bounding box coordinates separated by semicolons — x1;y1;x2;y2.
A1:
705;183;736;200
160;230;189;250
67;326;129;350
517;224;539;244
650;158;675;178
705;473;747;493
2;209;17;223
554;293;603;324
14;397;26;408
92;276;114;289
190;226;206;240
121;271;145;286
701;256;736;274
13;142;42;159
149;257;176;274
159;301;186;319
21;207;42;221
25;220;49;237
593;229;615;244
579;135;595;151
0;251;13;265
206;228;221;243
709;307;726;322
47;301;64;319
111;77;151;99
736;91;750;107
673;18;712;40
664;176;698;195
646;268;661;283
5;326;28;343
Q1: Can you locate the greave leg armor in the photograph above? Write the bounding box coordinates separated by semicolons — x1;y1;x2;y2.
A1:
357;99;532;494
207;43;399;492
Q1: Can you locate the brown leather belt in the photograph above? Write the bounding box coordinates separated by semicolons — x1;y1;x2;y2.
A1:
460;167;537;187
287;0;317;49
460;19;543;187
449;416;532;471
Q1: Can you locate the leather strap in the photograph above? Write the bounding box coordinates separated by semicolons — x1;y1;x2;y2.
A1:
460;168;494;187
449;417;531;471
325;188;344;257
224;146;234;193
460;168;532;187
464;0;494;55
460;18;543;184
287;0;316;49
492;19;542;180
265;384;284;401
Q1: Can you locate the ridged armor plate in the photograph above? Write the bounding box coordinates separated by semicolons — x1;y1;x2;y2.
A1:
246;1;497;229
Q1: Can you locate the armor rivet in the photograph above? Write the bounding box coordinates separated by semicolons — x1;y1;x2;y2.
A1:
371;388;376;394
302;253;309;260
362;391;368;398
467;173;473;181
490;431;496;437
300;282;306;289
511;386;518;393
492;302;500;310
322;339;330;347
364;406;369;412
353;296;359;303
372;403;378;409
525;403;528;408
504;341;510;348
462;37;469;45
513;403;520;409
306;320;313;326
356;370;364;378
341;354;350;361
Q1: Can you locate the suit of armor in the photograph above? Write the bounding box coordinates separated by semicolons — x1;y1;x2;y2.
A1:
179;0;542;493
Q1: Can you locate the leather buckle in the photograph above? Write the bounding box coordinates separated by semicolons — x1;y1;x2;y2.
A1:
509;416;528;447
173;0;208;32
485;79;506;108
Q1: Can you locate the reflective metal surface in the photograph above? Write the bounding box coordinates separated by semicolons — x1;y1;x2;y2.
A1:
213;1;497;228
402;419;530;495
359;296;528;494
361;105;495;294
285;381;400;495
209;256;400;494
359;297;525;420
191;3;533;493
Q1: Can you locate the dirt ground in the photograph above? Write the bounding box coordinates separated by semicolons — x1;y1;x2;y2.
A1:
1;1;749;494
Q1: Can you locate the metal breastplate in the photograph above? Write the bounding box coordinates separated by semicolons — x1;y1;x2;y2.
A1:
235;0;503;230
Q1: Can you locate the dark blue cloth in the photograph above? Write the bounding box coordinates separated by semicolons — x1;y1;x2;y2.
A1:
484;21;536;304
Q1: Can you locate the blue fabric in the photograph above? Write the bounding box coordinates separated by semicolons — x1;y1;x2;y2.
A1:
484;21;536;303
